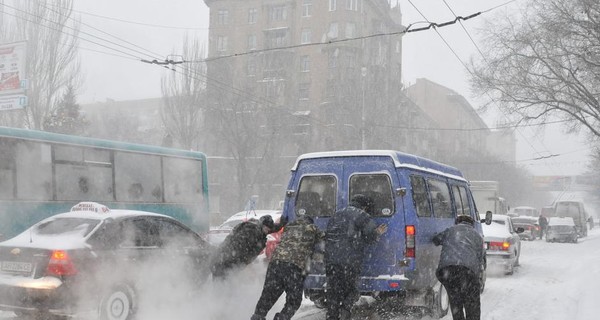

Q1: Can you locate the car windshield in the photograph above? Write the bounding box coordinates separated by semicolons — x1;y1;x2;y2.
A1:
219;220;243;229
35;218;100;237
512;218;536;224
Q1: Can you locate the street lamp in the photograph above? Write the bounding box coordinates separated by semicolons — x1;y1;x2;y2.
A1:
361;67;367;150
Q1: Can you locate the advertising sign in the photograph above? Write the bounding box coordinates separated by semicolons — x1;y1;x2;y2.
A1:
0;95;27;111
0;41;27;96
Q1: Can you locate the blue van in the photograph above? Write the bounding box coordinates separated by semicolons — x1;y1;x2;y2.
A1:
281;150;486;318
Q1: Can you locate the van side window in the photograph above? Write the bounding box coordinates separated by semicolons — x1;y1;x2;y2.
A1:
427;179;453;219
349;174;394;216
452;185;464;215
410;175;432;217
296;175;337;217
459;186;472;215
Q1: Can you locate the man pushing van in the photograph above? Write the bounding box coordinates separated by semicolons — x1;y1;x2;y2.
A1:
433;214;485;320
324;194;387;320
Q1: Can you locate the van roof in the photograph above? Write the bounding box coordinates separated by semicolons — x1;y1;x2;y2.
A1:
292;150;465;181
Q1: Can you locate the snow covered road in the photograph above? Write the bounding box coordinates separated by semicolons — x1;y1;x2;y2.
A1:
2;228;599;319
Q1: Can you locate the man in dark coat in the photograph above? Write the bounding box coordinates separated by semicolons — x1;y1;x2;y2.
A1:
538;214;548;239
250;214;324;320
324;194;387;320
433;214;485;320
211;215;283;279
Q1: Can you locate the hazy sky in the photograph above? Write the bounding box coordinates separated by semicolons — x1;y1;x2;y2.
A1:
68;0;590;176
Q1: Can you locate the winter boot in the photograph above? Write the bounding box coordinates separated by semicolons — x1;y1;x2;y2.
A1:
273;313;290;320
250;314;266;320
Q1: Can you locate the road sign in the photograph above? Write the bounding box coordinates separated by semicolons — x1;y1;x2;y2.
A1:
0;95;27;111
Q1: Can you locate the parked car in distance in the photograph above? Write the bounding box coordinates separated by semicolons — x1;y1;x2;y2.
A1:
207;210;282;260
546;217;578;243
0;202;212;320
480;214;523;275
511;206;539;217
554;200;588;237
511;216;541;241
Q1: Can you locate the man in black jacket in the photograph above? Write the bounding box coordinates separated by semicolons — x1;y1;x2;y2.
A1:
250;214;324;320
433;214;485;320
324;194;387;320
211;215;283;279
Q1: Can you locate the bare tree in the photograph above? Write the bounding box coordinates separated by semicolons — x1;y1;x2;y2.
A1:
160;36;206;150
471;0;600;137
1;0;81;130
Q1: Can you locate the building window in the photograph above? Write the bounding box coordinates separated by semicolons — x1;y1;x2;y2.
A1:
300;55;310;72
217;36;228;52
302;0;312;17
266;29;289;48
299;83;310;100
345;22;356;38
329;0;337;11
326;79;336;97
269;5;287;22
248;34;257;50
217;9;229;25
328;22;338;39
247;57;257;77
346;0;358;11
248;8;258;24
301;29;312;44
328;51;338;68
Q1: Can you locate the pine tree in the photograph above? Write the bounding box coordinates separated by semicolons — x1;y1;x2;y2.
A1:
44;85;87;135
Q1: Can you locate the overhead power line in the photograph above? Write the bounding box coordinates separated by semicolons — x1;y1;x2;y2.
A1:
182;3;509;64
0;2;158;61
40;1;208;30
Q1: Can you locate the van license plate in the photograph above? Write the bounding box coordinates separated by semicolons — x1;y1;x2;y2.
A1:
1;261;33;273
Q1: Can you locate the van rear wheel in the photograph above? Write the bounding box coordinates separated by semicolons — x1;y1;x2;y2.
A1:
430;282;449;318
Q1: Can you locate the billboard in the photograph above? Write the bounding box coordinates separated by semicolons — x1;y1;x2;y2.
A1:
0;41;27;96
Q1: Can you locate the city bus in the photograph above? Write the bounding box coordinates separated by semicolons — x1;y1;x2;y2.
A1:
0;126;209;240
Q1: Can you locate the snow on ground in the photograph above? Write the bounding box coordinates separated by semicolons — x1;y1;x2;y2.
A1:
1;229;600;319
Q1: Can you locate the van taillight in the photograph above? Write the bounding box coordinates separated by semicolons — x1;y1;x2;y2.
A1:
406;225;416;258
46;250;77;276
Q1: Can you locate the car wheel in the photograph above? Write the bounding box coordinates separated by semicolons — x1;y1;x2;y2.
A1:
430;282;449;319
99;284;136;320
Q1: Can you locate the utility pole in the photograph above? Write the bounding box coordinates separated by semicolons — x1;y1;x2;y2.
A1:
361;66;367;150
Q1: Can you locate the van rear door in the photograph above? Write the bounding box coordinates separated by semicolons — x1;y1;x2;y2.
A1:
343;156;404;276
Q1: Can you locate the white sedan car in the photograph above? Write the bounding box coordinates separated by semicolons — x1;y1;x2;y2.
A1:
207;210;282;247
480;214;523;275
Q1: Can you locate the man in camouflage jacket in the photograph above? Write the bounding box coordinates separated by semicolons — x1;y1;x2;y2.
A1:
250;214;324;320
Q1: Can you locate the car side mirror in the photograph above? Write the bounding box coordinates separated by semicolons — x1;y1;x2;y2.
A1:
481;211;493;225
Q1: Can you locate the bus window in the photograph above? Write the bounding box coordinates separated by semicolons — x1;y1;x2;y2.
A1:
427;179;453;219
296;175;337;217
55;145;113;201
115;152;162;202
163;157;203;203
16;141;52;200
410;175;432;217
349;174;394;217
0;138;15;200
